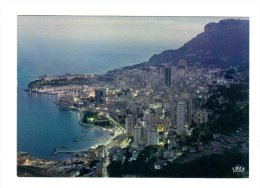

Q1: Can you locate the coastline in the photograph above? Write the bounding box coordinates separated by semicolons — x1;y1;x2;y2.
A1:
25;89;66;95
51;102;119;157
17;104;118;163
18;91;119;162
76;107;119;148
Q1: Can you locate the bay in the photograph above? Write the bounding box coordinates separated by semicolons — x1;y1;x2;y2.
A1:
17;39;174;161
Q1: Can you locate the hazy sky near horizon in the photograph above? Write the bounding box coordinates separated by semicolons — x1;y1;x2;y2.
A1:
18;16;248;50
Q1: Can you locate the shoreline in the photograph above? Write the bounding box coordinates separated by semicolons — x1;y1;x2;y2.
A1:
19;90;121;163
54;103;117;151
75;107;119;150
25;89;67;95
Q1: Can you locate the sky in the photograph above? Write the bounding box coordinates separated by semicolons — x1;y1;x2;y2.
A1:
17;16;248;50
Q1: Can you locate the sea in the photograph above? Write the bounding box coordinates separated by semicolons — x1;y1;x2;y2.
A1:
17;38;181;161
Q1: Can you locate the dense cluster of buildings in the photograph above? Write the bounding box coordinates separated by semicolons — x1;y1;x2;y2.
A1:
24;60;249;177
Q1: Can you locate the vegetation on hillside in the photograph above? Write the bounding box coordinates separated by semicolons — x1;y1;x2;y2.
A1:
108;146;248;178
82;111;112;128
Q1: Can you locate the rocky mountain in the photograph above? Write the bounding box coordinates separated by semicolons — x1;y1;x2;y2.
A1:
108;19;249;73
148;19;249;68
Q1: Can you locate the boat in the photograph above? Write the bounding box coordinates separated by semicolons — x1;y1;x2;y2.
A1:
73;137;81;142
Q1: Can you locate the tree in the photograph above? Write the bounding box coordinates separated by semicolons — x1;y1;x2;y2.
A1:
123;148;132;160
107;161;123;177
89;160;99;168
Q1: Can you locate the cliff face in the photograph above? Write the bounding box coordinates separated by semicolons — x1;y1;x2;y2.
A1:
148;19;249;68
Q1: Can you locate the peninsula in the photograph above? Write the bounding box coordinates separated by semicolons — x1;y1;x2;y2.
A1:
19;19;249;178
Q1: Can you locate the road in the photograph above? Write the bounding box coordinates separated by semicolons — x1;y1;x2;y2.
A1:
18;166;52;177
103;157;109;177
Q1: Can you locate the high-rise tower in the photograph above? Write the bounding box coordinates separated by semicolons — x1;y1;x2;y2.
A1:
125;115;137;136
164;67;171;87
181;92;193;127
94;88;106;107
134;122;148;146
176;101;186;135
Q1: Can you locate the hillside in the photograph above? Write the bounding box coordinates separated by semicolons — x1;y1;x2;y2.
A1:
149;19;249;68
108;19;249;73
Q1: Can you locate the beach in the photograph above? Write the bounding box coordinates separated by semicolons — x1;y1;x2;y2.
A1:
50;104;121;156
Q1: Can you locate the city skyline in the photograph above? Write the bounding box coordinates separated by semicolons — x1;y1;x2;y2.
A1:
15;17;250;178
1;0;260;187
